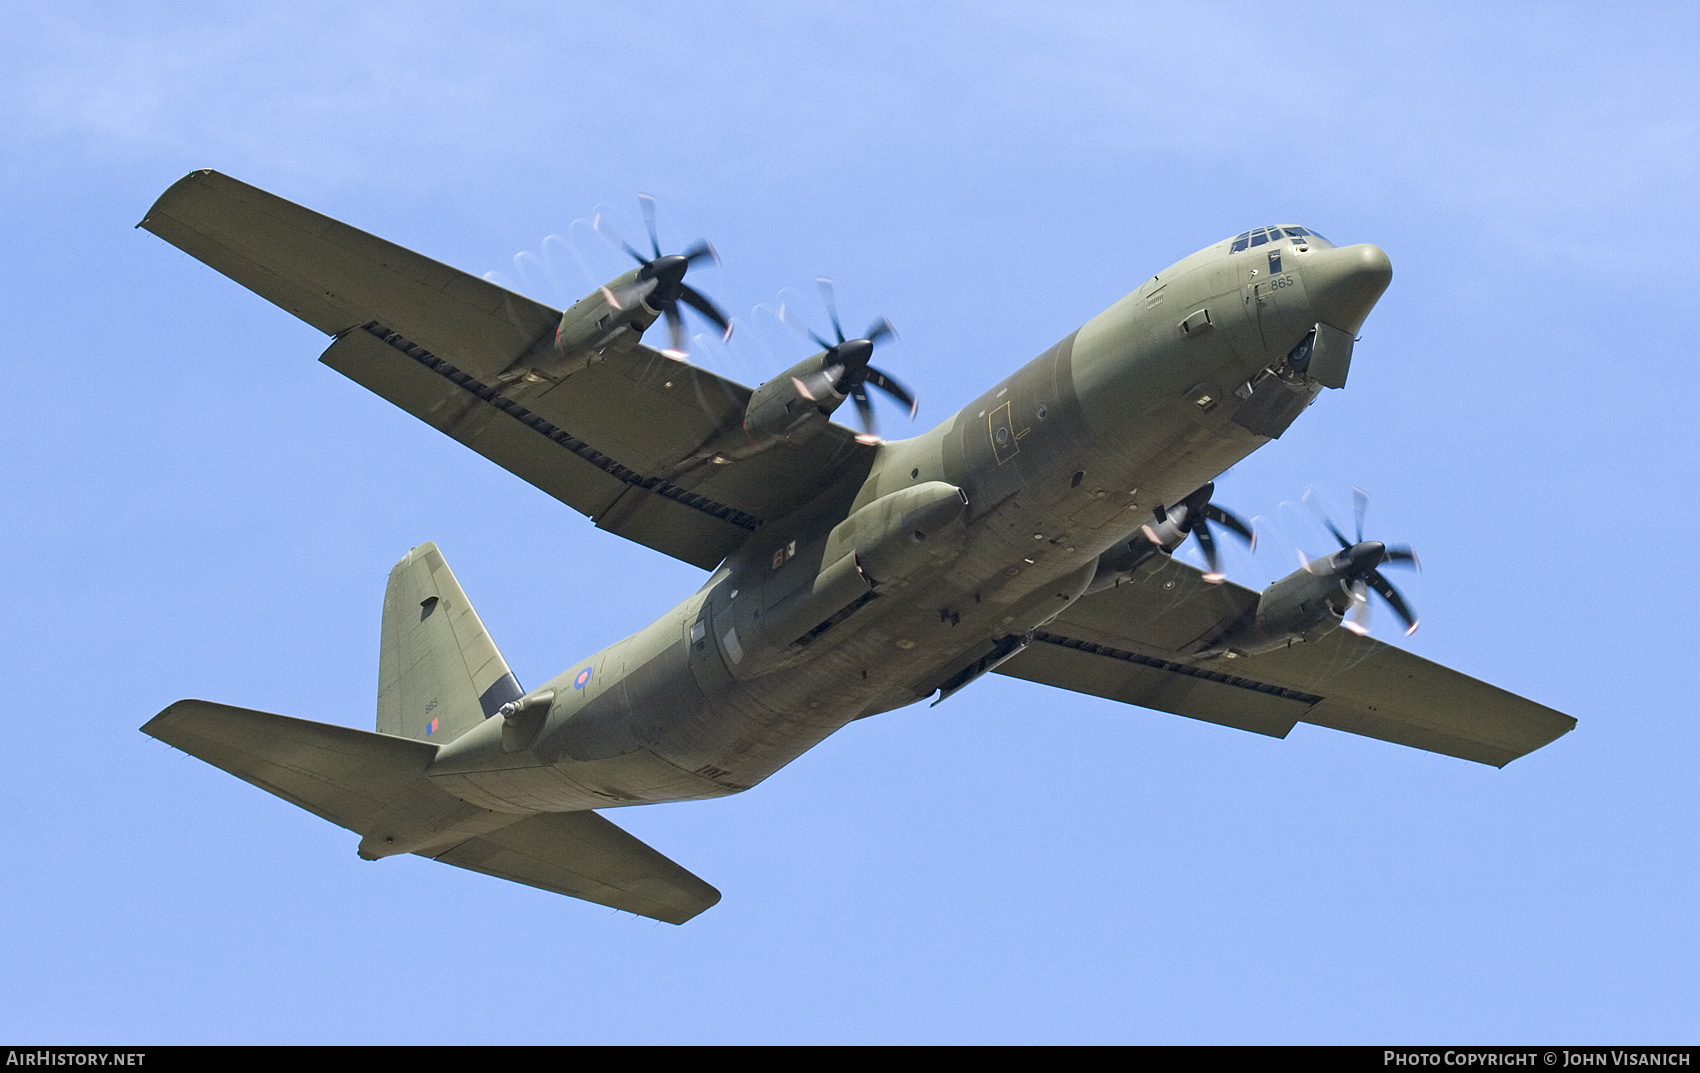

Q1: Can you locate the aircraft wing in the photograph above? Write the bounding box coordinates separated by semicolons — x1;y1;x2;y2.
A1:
139;169;873;569
994;556;1576;767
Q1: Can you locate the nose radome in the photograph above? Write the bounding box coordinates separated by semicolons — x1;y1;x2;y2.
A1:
1304;243;1392;336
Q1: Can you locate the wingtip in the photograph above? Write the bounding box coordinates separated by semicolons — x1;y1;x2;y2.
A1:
141;697;203;736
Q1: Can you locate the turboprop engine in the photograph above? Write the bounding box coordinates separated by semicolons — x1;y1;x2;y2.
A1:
744;280;915;449
741;349;848;447
1086;482;1254;593
1199;554;1364;658
495;266;661;384
1200;493;1419;658
497;196;732;385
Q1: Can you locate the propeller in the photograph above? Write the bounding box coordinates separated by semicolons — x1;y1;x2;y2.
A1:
780;278;914;444
593;194;731;359
1140;481;1256;582
1303;488;1421;635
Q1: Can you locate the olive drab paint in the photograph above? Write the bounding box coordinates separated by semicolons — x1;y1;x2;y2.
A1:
139;173;1574;922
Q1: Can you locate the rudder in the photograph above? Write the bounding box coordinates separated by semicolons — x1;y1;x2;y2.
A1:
378;542;522;742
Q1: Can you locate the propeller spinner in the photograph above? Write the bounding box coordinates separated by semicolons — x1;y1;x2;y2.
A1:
781;278;915;444
1303;488;1421;635
594;194;732;358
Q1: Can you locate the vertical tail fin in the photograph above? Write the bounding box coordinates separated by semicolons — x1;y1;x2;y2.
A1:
378;542;522;742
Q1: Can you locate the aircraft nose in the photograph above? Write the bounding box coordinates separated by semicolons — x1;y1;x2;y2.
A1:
1304;243;1392;335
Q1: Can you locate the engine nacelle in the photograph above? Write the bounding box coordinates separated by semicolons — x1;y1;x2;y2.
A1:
742;351;848;446
1202;562;1352;658
497;268;660;384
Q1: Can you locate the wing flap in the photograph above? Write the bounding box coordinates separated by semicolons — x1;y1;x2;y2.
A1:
320;326;630;520
433;811;721;925
997;635;1305;738
592;484;752;567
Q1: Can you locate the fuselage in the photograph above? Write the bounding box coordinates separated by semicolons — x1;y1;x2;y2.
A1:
429;227;1394;813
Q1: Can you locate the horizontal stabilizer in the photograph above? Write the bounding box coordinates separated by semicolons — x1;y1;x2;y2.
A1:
433;812;721;925
144;700;720;922
143;699;468;837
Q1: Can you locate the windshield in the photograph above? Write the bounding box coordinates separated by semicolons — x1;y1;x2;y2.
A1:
1229;226;1334;253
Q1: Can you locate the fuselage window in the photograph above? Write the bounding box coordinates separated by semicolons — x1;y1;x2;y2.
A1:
1268;249;1283;274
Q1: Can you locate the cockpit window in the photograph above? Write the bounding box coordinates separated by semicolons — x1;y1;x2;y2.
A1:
1230;225;1334;253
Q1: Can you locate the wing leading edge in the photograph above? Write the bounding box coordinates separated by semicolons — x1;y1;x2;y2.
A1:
140;169;874;569
995;556;1576;767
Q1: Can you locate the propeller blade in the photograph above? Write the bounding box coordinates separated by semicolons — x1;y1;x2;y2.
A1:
638;193;661;260
1203;503;1256;549
681;240;719;268
851;384;876;436
1194;519;1222;579
1323;516;1350;549
1304;489;1352;550
593;213;648;266
864;367;917;418
664;304;686;357
1367;571;1418;635
779;303;833;351
1342;579;1372;635
865;317;898;346
1353;486;1369;544
817;277;845;344
678;283;733;340
1382;545;1421;570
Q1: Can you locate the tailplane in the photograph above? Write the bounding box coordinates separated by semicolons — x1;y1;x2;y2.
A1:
140;541;722;924
142;700;721;924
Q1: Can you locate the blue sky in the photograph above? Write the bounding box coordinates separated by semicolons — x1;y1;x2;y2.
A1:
3;2;1697;1043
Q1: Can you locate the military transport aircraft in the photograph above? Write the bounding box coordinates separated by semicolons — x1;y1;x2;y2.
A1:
140;171;1575;924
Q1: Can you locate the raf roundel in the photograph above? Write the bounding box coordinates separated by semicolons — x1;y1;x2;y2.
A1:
574;667;593;690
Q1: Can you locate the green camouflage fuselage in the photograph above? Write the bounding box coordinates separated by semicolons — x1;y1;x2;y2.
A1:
427;231;1393;812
